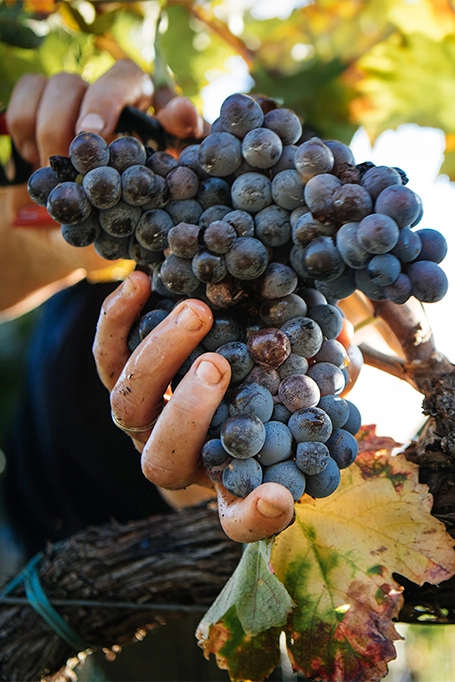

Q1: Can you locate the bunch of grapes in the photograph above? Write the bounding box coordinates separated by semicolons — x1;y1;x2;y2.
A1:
27;92;449;503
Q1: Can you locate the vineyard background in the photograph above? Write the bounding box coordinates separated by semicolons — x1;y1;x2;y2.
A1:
1;1;455;680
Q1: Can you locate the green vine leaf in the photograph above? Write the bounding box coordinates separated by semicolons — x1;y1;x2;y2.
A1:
198;537;295;639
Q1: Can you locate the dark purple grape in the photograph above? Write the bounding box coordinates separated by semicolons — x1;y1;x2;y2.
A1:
228;382;274;422
221;413;266;459
292;212;337;248
241;127;283;169
256;421;294;466
121;165;157;206
197;177;232;209
357;213;400;254
383;273;413;304
222;457;263;497
27;166;59;206
262;460;306;501
278;374;321;412
47;181;92;225
325;428;358;468
224;209;255;237
413;228;448;264
295;441;330;476
166;165;199;200
304;236;345;282
160;253;200;294
317;395;349;430
203;220;237;253
260;294;307;327
288;406;332;443
198;132;242;177
277;353;309;380
168;222;201;258
245;366;280;395
332;183;373;223
109;136;146;172
367;253;401;286
135;209;174;251
192;250;227;283
69;131;109;174
391;227;422;263
375;185;421;227
225;237;269;280
258;263;298;299
94;230;130;260
219;93;264;138
61;212;100;247
146;150;178;176
303;173;341;221
82;166;121;209
167;199;203;225
216;341;254;383
231;172;272;213
295;137;334;181
407;260;448;303
305;457;340;498
307;362;345;396
99;201;141;238
138;309;169;339
263;108;302;145
271;169;306;210
360;165;402;199
254;205;291;247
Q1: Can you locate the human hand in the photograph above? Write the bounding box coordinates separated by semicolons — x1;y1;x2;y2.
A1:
93;270;296;544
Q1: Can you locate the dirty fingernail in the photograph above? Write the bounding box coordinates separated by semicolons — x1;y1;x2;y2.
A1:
77;113;105;133
121;276;136;295
195;359;223;385
257;498;285;519
177;304;203;331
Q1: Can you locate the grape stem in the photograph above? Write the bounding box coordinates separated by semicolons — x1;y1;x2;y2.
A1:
359;297;453;396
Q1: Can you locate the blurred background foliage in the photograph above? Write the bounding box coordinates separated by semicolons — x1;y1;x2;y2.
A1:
1;0;455;172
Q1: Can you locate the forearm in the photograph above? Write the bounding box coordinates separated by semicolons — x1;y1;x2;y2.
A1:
0;187;108;319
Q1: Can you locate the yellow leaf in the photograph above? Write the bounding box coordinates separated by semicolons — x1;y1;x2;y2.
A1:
270;425;455;681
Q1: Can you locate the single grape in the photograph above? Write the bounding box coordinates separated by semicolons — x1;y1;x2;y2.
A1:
201;313;242;351
230;172;273;214
295;441;330;476
109;136;146;173
332;183;373;222
313;339;348;369
197;177;232;209
141;174;170;210
166;165;200;200
314;269;357;302
221;414;266;459
128;238;162;267
241;127;283;169
202;438;230;467
278;374;321;412
256;421;294;466
228;382;274;422
198;132;242;177
99;201;142;238
225;237;269;280
325;428;358;468
121;165;157;206
304;236;345;281
82;166;121;210
168;222;201;258
303;173;341;221
138;309;169;339
47;182;92;225
166;199;203;225
367;253;401;286
354;268;387;301
307;304;343;339
159;253;200;295
375;185;422;227
406;260;449;303
343;400;362;435
254;205;291;248
307;362;346;396
280;316;323;358
219;93;264;138
262;460;306;501
413;228;448;264
203;220;237;254
357;213;400;254
263;108;302;145
147;150;179;176
260;293;307;327
292;212;337;248
295;137;334;181
222;457;263;497
224;209;255;237
247;327;292;369
360;165;402;200
317;395;349;430
271;169;306;210
208;400;230;438
178;144;209;178
216;341;254;383
69;131;109;174
305;457;340;498
323;140;355;174
383;273;413;304
192;250;227;283
391;227;422;263
61;212;100;247
277;353;309;380
288;406;333;443
258;262;298;299
94;231;130;260
27;167;59;206
245;366;281;395
270;145;298;176
135;209;174;251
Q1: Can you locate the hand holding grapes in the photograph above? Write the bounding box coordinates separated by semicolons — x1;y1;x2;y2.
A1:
1;59;204;315
93;269;296;543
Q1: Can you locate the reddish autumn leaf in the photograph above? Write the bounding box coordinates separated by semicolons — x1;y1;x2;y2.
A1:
198;426;455;682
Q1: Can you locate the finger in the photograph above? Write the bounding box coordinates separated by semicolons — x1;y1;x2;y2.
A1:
110;298;214;433
35;73;88;165
93;270;152;391
75;59;154;138
156;96;205;139
140;352;231;488
216;483;296;543
6;73;47;166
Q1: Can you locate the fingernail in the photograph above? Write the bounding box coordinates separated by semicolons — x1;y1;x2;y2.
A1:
195;359;223;385
177;304;203;331
77;113;105;134
257;499;285;519
121;276;136;295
